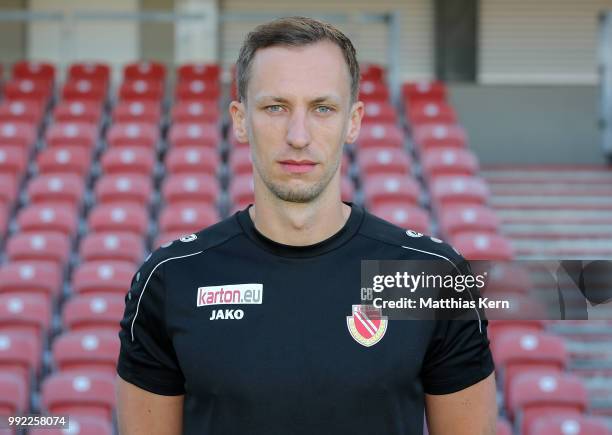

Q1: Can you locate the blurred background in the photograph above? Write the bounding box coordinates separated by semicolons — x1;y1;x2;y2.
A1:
0;1;611;434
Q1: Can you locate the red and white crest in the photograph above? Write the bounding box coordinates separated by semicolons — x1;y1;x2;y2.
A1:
346;304;388;347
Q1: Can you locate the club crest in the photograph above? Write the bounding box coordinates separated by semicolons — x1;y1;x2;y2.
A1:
346;304;388;347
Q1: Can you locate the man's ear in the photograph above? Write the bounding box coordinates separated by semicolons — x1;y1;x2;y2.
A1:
345;101;364;144
229;100;249;144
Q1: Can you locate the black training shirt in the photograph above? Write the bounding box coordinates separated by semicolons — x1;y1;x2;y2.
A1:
117;202;495;435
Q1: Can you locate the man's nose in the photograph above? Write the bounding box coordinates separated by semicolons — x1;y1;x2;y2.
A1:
286;108;311;149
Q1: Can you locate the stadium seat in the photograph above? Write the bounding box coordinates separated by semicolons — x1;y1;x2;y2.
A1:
52;331;119;376
12;60;55;83
530;414;609;435
112;100;161;125
437;204;500;238
341;176;355;201
496;418;513;435
79;232;144;265
30;415;113;435
87;203;149;236
164;146;220;176
0;331;40;388
168;122;221;149
369;203;431;234
171;100;221;123
123;61;166;83
0;373;27;415
0;173;18;208
402;81;447;103
68;62;111;85
0;100;43;125
53;100;102;125
16;204;78;237
161;174;219;205
357;147;412;177
482;261;533;296
360;63;385;82
175;79;221;101
36;145;92;177
41;371;116;421
46;122;97;149
0;121;37;149
357;123;405;149
407;101;457;127
359;80;389;102
0;293;51;347
26;173;85;207
94;174;153;206
154;231;192;249
118;79;164;102
0;260;62;301
362;101;398;124
158;204;219;234
100;146;156;176
420;147;479;179
412;123;467;150
61;79;107;104
508;372;588;435
72;260;136;296
3;78;51;105
429;175;490;207
177;63;220;82
488;319;545;344
229;175;254;207
5;231;71;267
63;294;124;333
362;175;421;208
0;204;7;238
0;145;28;179
451;232;514;261
229;146;254;176
106;122;158;150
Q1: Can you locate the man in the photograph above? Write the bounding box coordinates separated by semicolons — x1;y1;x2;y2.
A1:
116;16;497;435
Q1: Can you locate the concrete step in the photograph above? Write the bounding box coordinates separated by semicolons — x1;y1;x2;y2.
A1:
490;195;612;210
501;223;612;239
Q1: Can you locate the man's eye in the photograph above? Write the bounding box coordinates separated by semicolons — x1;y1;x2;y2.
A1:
266;105;283;112
315;106;333;114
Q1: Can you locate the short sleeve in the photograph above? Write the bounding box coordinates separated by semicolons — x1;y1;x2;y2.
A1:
117;257;185;395
421;259;495;395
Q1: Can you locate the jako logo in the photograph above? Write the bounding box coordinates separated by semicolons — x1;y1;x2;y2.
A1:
197;283;263;307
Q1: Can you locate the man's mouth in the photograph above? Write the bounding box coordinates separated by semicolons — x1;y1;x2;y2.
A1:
278;160;318;174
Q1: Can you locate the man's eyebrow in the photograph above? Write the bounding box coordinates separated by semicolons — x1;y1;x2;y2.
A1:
253;95;342;104
254;95;290;104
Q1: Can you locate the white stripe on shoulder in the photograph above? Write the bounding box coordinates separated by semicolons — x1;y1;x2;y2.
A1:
400;245;482;334
131;250;204;341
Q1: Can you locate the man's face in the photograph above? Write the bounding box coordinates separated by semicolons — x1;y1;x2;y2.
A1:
230;41;363;203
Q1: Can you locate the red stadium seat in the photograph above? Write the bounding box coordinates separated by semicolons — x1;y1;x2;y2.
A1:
46;122;97;149
0;100;43;125
369;203;431;234
62;79;107;104
0;173;18;208
36;145;92;177
30;415;113;435
164;146;219;176
0;373;27;415
0;260;62;301
118;79;164;102
16;204;78;237
175;79;221;101
3;79;51;105
0;331;40;386
159;204;219;234
508;372;588;434
362;102;398;124
437;204;500;238
362;175;421;208
68;62;111;84
154;231;191;249
79;232;144;265
421;147;479;179
408;101;457;126
0;204;7;237
12;60;55;83
229;175;254;208
360;64;385;82
429;175;490;207
488;319;545;343
41;371;115;421
172;100;220;123
496;418;513;435
359;80;389;102
451;232;514;261
112;100;161;125
100;147;155;176
0;145;27;178
177;63;220;82
52;331;119;376
168;122;221;149
162;174;219;205
94;174;152;206
63;294;124;333
531;415;609;435
5;232;71;267
357;123;405;149
483;261;533;296
53;101;102;125
413;123;467;150
72;260;135;296
106;122;158;150
402;81;447;103
26;173;85;207
357;148;412;177
341;176;354;202
87;203;149;236
0;121;36;149
123;61;166;83
0;293;51;346
229;146;253;176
